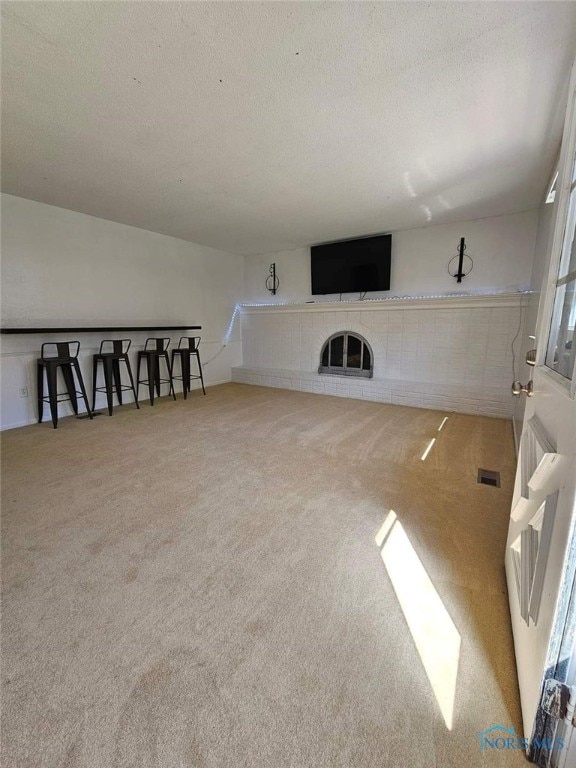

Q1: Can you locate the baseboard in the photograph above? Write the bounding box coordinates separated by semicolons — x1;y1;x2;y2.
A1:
0;416;38;431
0;378;232;432
231;367;513;420
203;379;232;388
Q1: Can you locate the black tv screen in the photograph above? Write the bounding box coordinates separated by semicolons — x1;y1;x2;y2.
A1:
311;234;392;295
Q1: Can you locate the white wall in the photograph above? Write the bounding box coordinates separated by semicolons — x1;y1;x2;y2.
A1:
0;194;243;429
243;210;539;304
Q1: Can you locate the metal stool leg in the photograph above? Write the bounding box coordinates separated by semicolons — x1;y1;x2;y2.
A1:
46;363;59;429
92;358;99;411
71;359;93;420
136;354;142;402
164;352;176;401
112;359;123;406
61;363;78;414
123;356;140;409
154;357;162;398
182;352;190;399
103;357;114;416
37;362;44;423
147;354;156;406
170;350;179;398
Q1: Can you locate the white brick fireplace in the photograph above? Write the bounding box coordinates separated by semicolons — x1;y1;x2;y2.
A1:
232;293;528;418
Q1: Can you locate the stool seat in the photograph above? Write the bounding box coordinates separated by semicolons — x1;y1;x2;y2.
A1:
37;341;93;429
92;339;139;416
38;356;76;365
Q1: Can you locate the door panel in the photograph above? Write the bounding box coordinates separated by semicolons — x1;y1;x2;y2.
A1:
505;368;576;733
505;58;576;765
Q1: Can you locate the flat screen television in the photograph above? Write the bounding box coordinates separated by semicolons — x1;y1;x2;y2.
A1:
310;234;392;295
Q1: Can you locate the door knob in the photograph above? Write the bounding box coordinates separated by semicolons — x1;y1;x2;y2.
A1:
512;380;534;397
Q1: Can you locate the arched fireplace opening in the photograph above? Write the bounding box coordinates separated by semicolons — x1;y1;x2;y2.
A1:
318;332;373;378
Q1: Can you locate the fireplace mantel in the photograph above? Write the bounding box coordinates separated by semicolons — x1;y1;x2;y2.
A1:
239;291;528;315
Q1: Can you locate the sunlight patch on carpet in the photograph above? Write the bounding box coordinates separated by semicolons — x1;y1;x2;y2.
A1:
376;511;461;729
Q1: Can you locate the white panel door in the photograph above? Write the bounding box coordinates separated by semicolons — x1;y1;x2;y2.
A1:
505;61;576;767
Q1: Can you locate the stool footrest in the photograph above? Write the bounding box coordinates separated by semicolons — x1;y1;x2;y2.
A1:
138;378;172;386
41;393;83;404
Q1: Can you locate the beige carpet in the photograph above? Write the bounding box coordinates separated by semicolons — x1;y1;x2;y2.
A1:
2;383;524;767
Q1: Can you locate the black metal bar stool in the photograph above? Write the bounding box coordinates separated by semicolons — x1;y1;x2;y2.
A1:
36;341;93;429
136;338;176;405
171;337;206;399
92;339;139;416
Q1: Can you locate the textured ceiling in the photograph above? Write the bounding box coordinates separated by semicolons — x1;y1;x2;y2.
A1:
2;2;576;255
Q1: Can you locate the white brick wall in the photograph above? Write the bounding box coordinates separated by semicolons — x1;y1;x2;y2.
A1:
233;294;527;419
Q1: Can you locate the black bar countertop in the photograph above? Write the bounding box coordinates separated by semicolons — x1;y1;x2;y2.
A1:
1;325;202;334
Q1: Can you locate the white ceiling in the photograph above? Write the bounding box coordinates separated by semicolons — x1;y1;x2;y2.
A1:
2;2;576;255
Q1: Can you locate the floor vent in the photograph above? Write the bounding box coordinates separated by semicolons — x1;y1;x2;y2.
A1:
478;469;501;487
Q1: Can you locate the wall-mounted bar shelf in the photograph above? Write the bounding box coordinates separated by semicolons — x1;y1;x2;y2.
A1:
1;325;202;334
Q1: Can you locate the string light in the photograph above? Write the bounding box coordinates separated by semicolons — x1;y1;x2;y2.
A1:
239;289;533;310
222;290;534;345
223;304;240;346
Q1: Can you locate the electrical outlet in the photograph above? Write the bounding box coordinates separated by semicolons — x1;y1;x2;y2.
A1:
19;386;28;398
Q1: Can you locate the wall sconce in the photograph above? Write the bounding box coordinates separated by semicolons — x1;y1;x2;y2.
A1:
448;237;473;283
266;263;279;295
